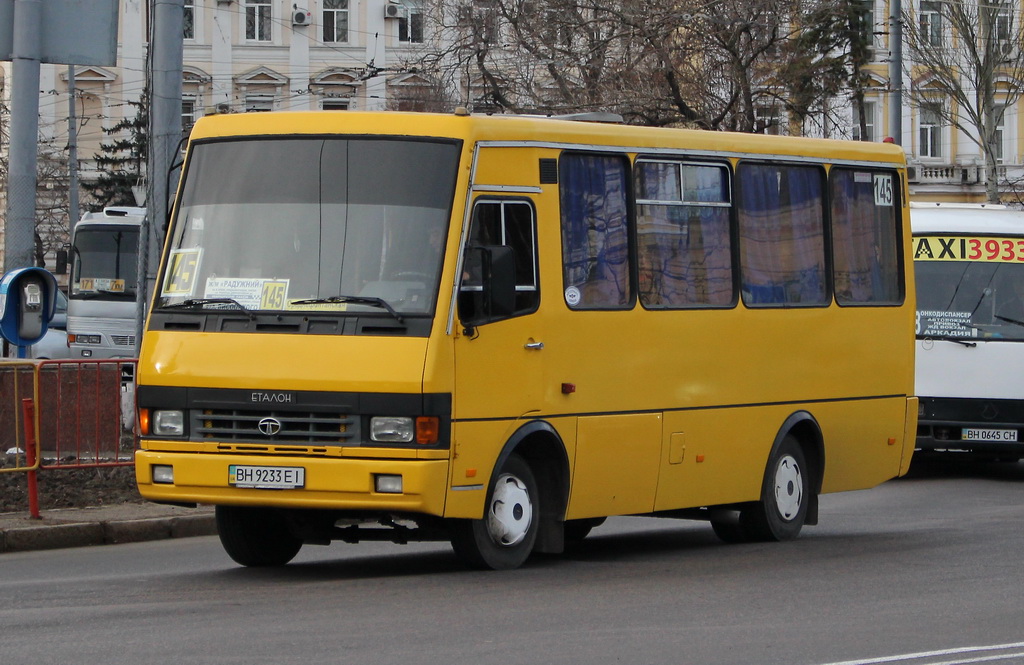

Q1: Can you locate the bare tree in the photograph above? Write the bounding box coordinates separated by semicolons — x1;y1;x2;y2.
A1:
406;0;870;135
903;0;1024;202
0;102;71;269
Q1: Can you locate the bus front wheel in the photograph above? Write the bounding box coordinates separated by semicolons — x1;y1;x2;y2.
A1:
216;505;303;566
450;454;539;570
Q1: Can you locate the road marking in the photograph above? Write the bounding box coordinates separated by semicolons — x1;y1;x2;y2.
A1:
818;642;1024;665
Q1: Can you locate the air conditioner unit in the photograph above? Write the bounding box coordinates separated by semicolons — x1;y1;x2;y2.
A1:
293;9;311;25
906;166;919;183
384;4;406;19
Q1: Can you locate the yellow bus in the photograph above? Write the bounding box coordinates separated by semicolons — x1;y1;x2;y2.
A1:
135;110;917;569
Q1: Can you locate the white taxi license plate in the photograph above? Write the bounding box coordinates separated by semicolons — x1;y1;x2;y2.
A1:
962;428;1018;442
229;465;305;489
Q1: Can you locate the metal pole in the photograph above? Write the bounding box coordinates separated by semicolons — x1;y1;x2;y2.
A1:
68;65;80;233
888;0;903;145
4;0;43;272
137;0;184;350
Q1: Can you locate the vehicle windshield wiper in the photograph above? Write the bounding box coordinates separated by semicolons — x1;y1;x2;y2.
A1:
289;295;404;324
995;314;1024;328
160;298;255;320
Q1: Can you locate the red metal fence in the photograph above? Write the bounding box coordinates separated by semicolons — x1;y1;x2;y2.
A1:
1;359;138;517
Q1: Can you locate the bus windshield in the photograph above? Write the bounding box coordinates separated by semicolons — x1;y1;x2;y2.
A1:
71;226;140;299
916;256;1024;342
157;137;460;315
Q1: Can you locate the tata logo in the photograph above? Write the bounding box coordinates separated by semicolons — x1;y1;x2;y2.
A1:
251;392;294;403
258;417;282;436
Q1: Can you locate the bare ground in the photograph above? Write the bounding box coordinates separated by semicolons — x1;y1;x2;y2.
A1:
0;455;141;513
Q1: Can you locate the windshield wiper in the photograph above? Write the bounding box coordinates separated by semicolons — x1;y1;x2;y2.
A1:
160;298;256;320
289;295;404;324
995;314;1024;328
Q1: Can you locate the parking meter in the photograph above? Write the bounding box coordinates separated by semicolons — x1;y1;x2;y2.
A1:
0;268;59;357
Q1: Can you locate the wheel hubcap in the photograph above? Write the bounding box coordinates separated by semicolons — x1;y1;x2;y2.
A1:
486;473;533;546
773;454;803;521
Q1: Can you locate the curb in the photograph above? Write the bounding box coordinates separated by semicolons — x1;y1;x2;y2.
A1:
0;514;217;553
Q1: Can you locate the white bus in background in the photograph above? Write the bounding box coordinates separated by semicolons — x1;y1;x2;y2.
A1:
67;207;145;359
913;201;1024;462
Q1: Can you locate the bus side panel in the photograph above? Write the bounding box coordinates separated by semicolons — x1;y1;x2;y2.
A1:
565;413;662;520
816;397;909;492
653;407;776;511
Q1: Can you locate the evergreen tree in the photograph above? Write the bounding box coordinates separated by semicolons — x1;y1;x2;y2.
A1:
83;89;148;209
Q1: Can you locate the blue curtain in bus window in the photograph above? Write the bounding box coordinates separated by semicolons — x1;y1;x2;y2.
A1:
738;163;826;306
830;169;901;305
560;154;632;309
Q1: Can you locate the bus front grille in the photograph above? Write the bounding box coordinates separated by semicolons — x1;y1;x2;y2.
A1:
193;409;357;445
111;334;136;346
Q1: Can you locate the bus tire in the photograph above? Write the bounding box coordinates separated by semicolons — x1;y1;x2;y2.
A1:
742;435;810;541
450;454;539;570
216;505;303;567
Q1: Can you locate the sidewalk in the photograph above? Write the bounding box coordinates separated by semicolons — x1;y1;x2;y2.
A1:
0;502;216;553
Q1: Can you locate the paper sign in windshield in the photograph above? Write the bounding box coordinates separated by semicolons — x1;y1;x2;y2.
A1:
917;310;975;338
204;278;289;310
914;236;1024;263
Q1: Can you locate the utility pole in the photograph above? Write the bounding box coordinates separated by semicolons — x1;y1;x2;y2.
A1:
4;0;43;272
136;0;184;347
68;64;79;232
888;0;903;145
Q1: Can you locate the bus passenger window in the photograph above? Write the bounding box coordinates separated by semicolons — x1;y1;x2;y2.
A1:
830;169;902;305
635;160;733;308
737;163;827;307
559;154;632;309
458;200;538;322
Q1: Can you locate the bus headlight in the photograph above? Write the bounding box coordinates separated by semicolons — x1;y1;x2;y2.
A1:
152;410;185;436
69;333;102;345
370;416;414;443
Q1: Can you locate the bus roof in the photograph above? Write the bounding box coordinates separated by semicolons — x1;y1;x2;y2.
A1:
187;110;907;167
77;207;146;226
910;201;1024;235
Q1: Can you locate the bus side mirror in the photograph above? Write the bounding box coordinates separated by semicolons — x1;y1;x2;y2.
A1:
55;248;69;275
459;245;516;327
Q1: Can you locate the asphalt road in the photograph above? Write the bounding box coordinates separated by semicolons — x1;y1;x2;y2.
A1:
2;457;1024;665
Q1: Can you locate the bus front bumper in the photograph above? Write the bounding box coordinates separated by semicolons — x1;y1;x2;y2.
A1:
135;449;450;516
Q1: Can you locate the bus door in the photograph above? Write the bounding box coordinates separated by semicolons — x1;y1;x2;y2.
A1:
452;197;544;467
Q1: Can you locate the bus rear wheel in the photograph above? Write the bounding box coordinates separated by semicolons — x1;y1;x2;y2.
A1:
743;435;809;541
450;454;539;570
711;435;810;544
216;505;303;566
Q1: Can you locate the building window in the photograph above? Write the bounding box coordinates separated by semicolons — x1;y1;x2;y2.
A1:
853;0;874;49
245;0;272;41
182;97;197;139
399;4;424;43
183;0;195;40
992;104;1005;163
919;104;943;158
919;1;942;46
323;0;348;43
853;102;876;142
322;98;350;111
245;95;274;112
756;106;781;135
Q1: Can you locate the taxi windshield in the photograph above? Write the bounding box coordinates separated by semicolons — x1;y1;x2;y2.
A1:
916;243;1024;341
157;137;459;316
